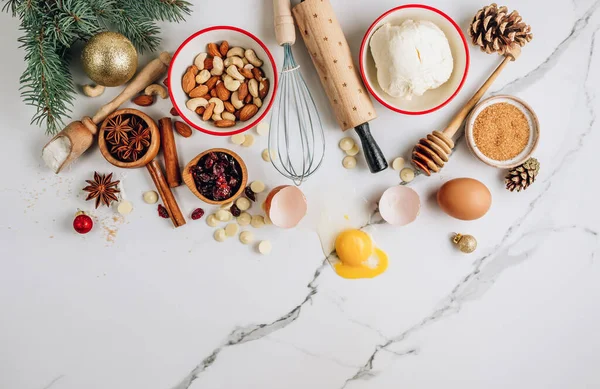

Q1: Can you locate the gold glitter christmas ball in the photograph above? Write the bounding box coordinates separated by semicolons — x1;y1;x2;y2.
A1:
81;32;138;87
452;233;477;254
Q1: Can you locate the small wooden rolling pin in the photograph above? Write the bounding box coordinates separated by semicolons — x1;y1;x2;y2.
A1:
293;0;388;173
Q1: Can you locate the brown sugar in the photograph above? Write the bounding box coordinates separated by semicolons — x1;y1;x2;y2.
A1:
473;102;530;161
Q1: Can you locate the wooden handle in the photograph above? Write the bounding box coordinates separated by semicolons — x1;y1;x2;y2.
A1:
92;52;171;125
146;159;186;228
274;0;296;45
158;118;182;188
293;0;376;131
442;56;512;138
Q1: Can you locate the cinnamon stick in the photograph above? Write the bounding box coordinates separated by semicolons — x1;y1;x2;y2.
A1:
146;160;186;228
158;117;182;187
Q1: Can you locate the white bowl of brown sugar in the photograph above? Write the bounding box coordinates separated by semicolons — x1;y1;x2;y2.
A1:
465;95;539;169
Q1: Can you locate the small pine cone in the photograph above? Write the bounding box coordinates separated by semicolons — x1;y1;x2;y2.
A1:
469;3;533;55
505;157;540;192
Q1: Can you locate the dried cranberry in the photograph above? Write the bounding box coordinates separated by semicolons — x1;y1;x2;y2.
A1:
199;173;211;183
213;186;231;200
191;208;205;220
213;162;225;176
245;187;256;202
228;177;238;187
208;152;218;161
204;157;215;169
157;204;169;218
230;204;241;217
216;175;227;186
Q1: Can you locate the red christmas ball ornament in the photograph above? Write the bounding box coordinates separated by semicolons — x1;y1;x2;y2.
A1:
73;211;94;234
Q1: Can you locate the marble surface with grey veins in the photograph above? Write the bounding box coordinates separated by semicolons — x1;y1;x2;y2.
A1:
1;0;599;388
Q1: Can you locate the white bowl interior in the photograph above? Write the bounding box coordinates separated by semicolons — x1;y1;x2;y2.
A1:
465;96;539;169
361;7;468;113
170;29;276;134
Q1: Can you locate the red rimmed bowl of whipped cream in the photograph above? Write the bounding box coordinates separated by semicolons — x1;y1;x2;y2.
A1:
360;5;470;115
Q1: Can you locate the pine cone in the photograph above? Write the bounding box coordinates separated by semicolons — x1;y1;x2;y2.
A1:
505;158;540;192
469;3;533;55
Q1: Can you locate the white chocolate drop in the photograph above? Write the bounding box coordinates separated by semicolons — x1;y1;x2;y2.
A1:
236;197;251;211
392;157;405;171
242;134;255;147
237;212;251;226
231;134;246;145
256;122;270;136
214;228;227;242
250;180;265;193
239;231;254;245
339;137;355;151
258;240;272;255
400;167;415;182
225;223;239;237
342;156;357;169
143;191;159;204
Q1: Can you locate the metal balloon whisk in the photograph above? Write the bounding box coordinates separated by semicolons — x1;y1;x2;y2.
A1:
270;0;325;185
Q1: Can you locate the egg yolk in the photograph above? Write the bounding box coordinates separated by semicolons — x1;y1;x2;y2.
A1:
334;229;388;279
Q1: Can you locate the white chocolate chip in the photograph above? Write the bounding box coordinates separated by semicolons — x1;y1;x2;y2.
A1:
239;231;254;245
258;240;272;255
345;144;360;156
342;156;357;169
225;223;239;237
231;133;245;145
392;157;405;171
117;200;133;215
261;149;271;162
236;197;251;211
215;209;232;222
143;191;158;204
251;215;265;228
250;180;265;193
256;122;270;136
214;228;227;242
237;212;251;226
207;214;219;227
339;137;355;151
400;167;415;183
242;134;255;147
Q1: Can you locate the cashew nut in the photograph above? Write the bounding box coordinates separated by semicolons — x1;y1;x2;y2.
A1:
226;47;245;58
224;56;244;69
222;112;236;121
223;75;241;92
211;56;224;76
82;84;105;98
212;113;223;121
226;65;245;81
196;69;211;84
208;97;225;114
248;79;259;98
194;53;208;70
242;57;249;65
231;91;245;110
186;98;209;111
253;97;263;108
244;49;263;67
144;84;168;99
244;64;255;71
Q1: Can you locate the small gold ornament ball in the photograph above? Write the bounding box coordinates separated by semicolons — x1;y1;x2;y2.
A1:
452;233;477;254
81;32;138;87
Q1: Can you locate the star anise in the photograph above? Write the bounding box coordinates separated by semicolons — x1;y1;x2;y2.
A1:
104;115;132;145
129;125;151;152
119;143;141;161
82;172;120;208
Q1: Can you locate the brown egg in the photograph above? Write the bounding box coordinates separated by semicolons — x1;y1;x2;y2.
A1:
437;178;492;220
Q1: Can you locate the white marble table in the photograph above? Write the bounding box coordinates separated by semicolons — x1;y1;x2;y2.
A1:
1;0;599;388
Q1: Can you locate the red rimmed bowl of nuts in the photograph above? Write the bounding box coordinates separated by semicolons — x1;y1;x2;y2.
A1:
182;148;248;205
169;26;277;136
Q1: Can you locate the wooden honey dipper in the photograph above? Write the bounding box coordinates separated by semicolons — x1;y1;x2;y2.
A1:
412;3;532;176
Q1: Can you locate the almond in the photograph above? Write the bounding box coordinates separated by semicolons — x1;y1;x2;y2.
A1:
132;94;154;107
182;69;196;94
215;119;236;128
239;104;259;121
205;76;219;91
215;82;231;101
210;89;217;98
203;102;215;121
240;68;254;79
207;43;222;58
189;65;199;76
244;94;253;104
189;85;209;98
234;110;241;120
224;101;235;113
259;79;270;99
204;57;214;71
174;121;193;138
238;82;249;100
252;67;264;81
195;106;205;115
170;107;179;116
201;94;212;100
219;41;229;57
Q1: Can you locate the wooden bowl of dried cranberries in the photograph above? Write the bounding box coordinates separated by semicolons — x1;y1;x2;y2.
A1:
183;148;248;205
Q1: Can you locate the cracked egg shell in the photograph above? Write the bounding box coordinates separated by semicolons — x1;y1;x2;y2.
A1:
378;186;421;226
265;185;307;229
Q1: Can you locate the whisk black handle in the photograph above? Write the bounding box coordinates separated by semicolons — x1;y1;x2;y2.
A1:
354;123;388;173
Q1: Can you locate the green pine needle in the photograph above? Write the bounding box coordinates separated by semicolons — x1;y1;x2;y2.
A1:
2;0;192;135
